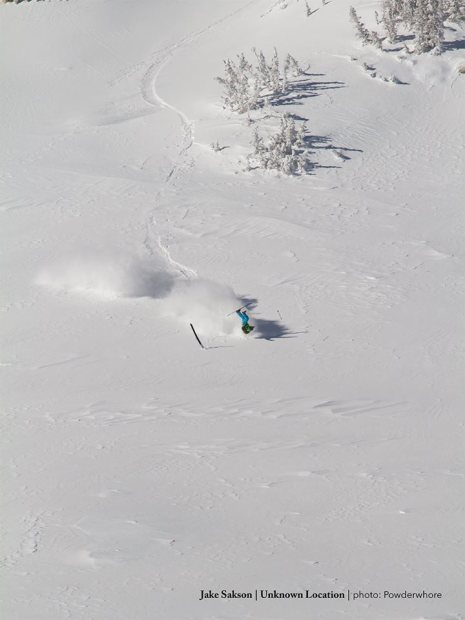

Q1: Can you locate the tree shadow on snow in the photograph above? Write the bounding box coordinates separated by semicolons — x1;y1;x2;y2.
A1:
442;38;465;51
302;134;363;173
306;134;361;155
385;31;465;53
268;74;345;108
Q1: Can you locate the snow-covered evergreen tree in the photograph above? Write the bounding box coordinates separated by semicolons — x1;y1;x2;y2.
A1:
216;54;260;113
249;114;308;175
444;0;465;22
382;0;403;41
398;0;417;27
217;49;304;113
284;53;304;77
253;48;289;95
414;0;444;52
349;7;384;47
352;0;465;54
305;1;317;16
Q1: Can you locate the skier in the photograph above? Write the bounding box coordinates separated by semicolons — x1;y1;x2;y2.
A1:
236;308;254;334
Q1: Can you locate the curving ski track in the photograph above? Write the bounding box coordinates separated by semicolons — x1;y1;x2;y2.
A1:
140;1;257;278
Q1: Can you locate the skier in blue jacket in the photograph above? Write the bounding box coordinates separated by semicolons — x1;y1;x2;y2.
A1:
236;309;254;334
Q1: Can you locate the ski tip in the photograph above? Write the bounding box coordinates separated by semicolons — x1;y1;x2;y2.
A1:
237;303;253;311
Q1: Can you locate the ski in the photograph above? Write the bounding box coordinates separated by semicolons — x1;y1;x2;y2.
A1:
226;302;254;317
190;323;204;349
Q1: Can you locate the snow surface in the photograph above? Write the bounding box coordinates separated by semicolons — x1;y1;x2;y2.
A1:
1;0;464;618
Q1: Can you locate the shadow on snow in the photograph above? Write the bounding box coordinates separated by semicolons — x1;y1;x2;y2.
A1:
239;297;305;341
268;74;345;108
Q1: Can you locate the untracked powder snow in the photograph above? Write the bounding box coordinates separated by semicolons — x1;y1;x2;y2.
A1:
1;1;464;619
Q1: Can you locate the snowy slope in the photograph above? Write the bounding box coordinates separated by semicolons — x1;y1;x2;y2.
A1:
1;1;465;619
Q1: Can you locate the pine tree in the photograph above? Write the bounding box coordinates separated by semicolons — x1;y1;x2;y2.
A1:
399;0;417;28
216;54;260;113
252;48;287;95
444;0;465;22
355;0;465;55
270;49;282;94
414;0;444;52
249;114;308;175
382;0;402;41
217;48;300;113
349;7;384;47
284;53;304;77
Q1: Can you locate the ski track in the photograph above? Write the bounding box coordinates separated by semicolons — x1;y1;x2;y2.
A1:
140;0;258;277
